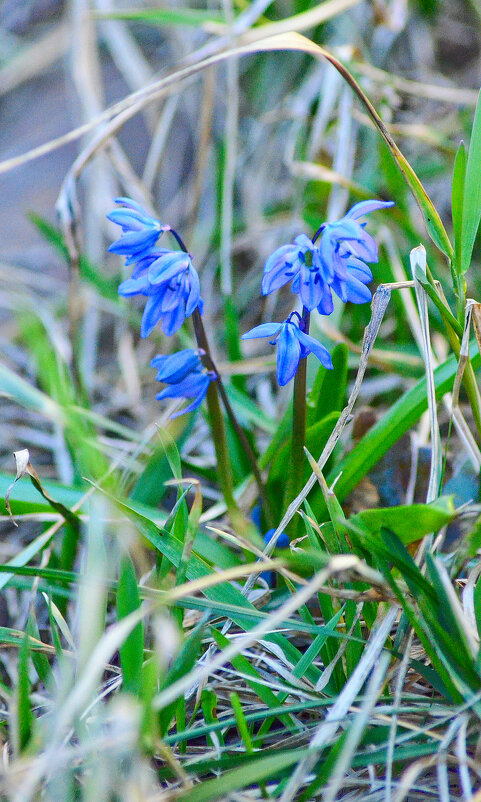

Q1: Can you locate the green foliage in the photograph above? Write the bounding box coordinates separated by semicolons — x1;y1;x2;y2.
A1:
117;555;145;697
3;8;481;799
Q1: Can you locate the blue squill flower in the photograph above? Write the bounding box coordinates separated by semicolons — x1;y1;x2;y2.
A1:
261;199;393;314
315;199;393;303
117;249;203;338
151;349;204;384
145;251;203;337
107;198;165;265
153;351;216;417
242;312;333;386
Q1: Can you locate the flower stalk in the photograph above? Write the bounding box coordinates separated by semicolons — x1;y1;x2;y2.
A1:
192;310;273;526
284;309;310;532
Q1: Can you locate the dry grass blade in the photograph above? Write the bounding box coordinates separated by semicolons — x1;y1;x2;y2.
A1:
0;21;70;96
411;245;441;504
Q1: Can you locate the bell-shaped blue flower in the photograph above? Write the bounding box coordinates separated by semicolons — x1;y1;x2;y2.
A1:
117;248;203;338
261;199;393;315
153;351;216;418
316;199;393;300
107;198;165;265
143;251;203;337
151;349;203;384
242;312;333;386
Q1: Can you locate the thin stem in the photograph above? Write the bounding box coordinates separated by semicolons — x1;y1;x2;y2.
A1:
167;227;189;254
192;311;273;526
191;310;240;525
284;308;310;534
172;230;269;526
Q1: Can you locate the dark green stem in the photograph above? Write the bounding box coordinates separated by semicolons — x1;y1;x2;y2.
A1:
192;311;272;526
284;309;310;533
192;310;240;522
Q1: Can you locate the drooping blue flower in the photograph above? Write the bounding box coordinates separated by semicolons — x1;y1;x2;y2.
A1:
117;248;203;338
151;349;204;384
261;199;393;314
107;198;165;265
242;312;333;386
319;200;394;294
153;350;216;417
145;251;203;337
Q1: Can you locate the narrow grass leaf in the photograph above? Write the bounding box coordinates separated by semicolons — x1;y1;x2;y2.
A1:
452;140;467;275
462;90;481;273
117;555;144;697
14;633;34;754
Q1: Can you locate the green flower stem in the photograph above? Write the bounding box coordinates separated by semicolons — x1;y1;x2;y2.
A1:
192;311;272;526
284;309;310;534
192;311;238;519
170;227;269;526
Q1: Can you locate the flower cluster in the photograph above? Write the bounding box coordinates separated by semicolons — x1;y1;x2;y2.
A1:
262;200;393;314
108;199;210;417
243;199;392;385
108;198;203;339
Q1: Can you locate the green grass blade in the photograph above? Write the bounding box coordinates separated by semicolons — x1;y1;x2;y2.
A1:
462;90;481;273
117;555;144;697
328;342;481;502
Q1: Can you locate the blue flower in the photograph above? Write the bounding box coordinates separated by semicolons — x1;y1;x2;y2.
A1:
145;251;203;337
242;312;333;386
151;349;204;384
107;198;165;265
261;199;393;314
152;350;216;417
261;529;290;587
264;529;290;549
117;249;203;338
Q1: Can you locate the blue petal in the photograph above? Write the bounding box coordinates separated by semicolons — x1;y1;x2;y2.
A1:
161;303;186;336
107;209;147;230
276;323;301;386
130;250;168;279
242;323;282;340
298;265;324;311
118;275;150;296
153;349;201;384
293;234;314;249
316;284;334;316
264;244;296;275
331;276;348;303
148;252;190;284
150;354;170;371
108;228;159;256
346;255;372;284
348;230;378;262
184;268;201;316
140;295;164;338
343;273;373;304
156;372;210;401
345;200;394;220
295;330;333;370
